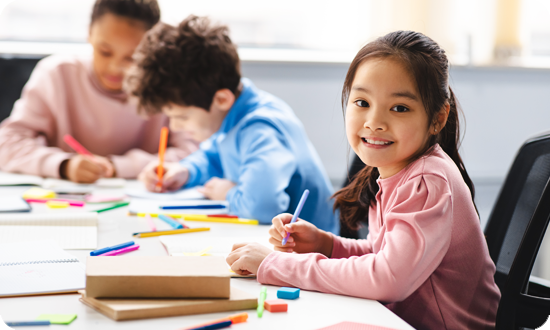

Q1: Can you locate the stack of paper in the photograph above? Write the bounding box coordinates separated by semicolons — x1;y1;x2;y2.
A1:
0;213;98;249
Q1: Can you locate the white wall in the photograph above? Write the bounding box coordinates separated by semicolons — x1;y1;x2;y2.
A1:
242;61;550;185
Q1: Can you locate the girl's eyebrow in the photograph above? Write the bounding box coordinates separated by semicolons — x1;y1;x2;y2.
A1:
352;86;419;102
391;91;419;101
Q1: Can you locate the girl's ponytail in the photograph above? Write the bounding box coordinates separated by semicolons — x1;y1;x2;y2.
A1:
437;87;476;209
334;31;477;230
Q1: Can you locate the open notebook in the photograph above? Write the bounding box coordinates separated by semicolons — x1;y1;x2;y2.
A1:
160;235;271;257
0;240;86;297
0;171;125;189
0;213;98;249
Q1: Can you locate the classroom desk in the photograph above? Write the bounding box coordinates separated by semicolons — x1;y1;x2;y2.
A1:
0;182;415;330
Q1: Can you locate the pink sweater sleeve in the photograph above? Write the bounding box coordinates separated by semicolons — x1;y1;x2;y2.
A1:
257;174;453;303
0;61;72;178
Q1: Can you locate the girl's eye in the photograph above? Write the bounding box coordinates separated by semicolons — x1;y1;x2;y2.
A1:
391;105;409;113
99;50;112;57
354;100;369;108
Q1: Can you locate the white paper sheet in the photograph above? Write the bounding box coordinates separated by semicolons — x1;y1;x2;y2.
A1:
125;186;205;200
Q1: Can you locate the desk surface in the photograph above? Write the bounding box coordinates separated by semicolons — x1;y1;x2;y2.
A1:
0;183;414;330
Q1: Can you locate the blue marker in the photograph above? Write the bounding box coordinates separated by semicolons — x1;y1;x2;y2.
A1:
282;189;309;246
159;204;226;210
6;321;51;327
158;214;184;229
90;241;135;256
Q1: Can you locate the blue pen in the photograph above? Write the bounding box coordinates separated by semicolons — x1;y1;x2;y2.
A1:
188;320;232;330
158;214;184;229
159;204;226;210
90;241;134;256
6;321;51;327
282;189;309;246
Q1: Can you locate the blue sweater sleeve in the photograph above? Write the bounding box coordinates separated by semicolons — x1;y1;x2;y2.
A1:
179;136;223;187
226;122;297;224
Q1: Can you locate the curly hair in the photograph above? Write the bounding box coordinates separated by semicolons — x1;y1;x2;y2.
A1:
126;15;241;114
91;0;160;29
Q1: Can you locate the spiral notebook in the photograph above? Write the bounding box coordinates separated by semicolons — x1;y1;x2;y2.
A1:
0;240;86;297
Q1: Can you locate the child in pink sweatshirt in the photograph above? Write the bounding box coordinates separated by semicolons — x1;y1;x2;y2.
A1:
0;0;197;182
226;31;501;329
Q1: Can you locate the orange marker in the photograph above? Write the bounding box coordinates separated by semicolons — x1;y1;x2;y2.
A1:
156;127;169;191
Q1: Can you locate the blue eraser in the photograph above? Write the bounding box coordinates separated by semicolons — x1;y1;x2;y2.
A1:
277;287;300;300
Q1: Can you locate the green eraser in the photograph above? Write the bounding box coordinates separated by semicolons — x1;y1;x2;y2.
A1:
36;314;77;325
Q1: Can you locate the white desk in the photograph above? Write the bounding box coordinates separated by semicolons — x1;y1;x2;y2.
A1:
0;183;415;330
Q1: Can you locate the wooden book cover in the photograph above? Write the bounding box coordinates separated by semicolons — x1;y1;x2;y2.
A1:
86;256;230;299
79;287;257;321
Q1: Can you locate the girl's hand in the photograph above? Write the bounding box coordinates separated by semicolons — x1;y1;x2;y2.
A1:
226;242;273;275
197;177;236;200
138;161;189;192
62;155;114;183
269;213;334;257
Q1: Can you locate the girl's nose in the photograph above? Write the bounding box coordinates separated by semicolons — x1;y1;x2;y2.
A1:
364;107;387;131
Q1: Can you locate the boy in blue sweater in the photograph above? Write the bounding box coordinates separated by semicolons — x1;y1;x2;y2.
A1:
130;15;338;233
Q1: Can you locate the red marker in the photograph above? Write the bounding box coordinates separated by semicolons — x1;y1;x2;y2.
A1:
63;134;95;159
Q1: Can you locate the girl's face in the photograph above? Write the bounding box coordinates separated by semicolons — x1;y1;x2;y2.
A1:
345;57;432;179
88;13;147;92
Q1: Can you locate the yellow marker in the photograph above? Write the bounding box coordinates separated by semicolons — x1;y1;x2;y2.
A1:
46;200;69;209
22;187;56;200
183;246;213;256
132;227;210;238
136;213;259;225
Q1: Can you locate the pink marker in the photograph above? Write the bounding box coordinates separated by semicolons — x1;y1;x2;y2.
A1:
145;214;157;232
63;134;95;159
25;198;85;207
101;244;139;256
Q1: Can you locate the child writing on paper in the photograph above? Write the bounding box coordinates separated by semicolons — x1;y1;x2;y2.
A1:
0;0;197;183
129;16;338;233
226;31;501;329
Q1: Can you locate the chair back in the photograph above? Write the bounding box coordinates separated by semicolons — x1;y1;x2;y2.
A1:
485;131;550;288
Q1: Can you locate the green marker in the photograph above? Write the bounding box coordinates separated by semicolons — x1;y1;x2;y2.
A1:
94;201;129;213
257;286;267;318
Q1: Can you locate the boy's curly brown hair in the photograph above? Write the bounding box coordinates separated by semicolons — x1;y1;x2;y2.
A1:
126;15;241;114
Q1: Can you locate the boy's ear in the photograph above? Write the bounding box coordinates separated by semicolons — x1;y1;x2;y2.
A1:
211;89;235;112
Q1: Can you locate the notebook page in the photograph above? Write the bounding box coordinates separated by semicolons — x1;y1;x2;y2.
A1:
0;171;43;186
125;186;205;200
0;240;77;264
0;213;98;249
0;240;85;297
0;212;97;226
160;235;271;257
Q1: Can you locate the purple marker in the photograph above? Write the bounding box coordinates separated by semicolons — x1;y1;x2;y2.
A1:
282;189;309;246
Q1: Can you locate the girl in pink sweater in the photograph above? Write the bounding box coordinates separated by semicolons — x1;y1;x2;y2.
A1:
0;0;197;183
226;31;501;329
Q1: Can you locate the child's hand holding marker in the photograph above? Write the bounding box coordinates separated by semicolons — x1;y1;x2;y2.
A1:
62;135;115;183
268;213;333;257
138;161;189;192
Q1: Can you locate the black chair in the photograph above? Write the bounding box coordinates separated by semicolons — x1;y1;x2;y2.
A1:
0;55;42;122
484;131;550;329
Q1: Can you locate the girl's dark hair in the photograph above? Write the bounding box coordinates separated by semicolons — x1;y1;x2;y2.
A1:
333;30;476;229
91;0;160;29
127;15;241;114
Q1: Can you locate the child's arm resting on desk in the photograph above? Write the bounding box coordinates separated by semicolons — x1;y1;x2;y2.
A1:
0;62;72;178
225;122;297;224
257;175;453;302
